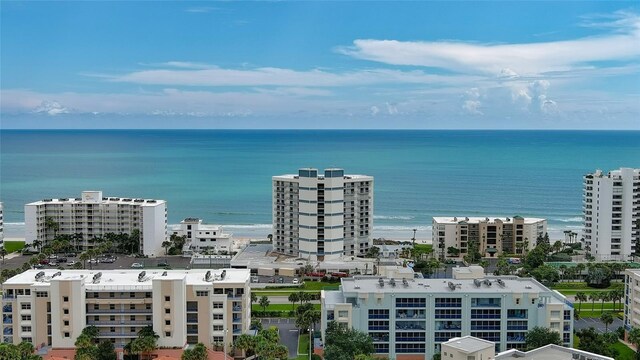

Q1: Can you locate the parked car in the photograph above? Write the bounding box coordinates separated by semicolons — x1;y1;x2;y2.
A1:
278;277;284;284
131;263;144;269
32;264;45;269
67;261;78;267
57;257;68;263
292;278;299;285
89;259;99;264
100;257;115;263
39;259;49;265
268;278;276;283
48;261;58;267
157;261;169;267
251;276;259;283
66;252;77;257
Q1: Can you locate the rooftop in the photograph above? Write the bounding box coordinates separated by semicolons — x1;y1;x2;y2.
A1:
273;174;373;180
334;274;565;300
433;216;546;225
496;344;614;360
3;269;250;289
443;336;495;354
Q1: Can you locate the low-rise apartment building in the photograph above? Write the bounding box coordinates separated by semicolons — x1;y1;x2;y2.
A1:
25;191;167;256
1;269;250;351
321;266;573;360
170;218;233;254
624;268;640;334
432;216;547;259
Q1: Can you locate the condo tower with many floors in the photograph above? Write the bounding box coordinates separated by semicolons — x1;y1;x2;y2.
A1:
25;191;167;256
583;168;640;261
321;266;574;360
1;269;250;351
432;216;547;260
273;168;373;261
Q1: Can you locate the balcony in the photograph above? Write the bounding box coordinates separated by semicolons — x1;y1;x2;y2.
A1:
87;308;152;314
97;332;138;338
86;320;152;326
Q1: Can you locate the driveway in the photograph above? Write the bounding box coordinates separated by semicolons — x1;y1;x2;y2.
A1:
261;318;300;358
574;317;623;333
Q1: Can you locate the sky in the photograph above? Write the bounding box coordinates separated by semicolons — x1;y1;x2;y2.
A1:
1;1;639;129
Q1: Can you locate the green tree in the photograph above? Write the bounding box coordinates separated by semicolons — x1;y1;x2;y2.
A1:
233;334;257;358
251;291;258;305
162;240;172;256
95;341;117;360
129;326;159;360
181;343;208;360
600;312;614;332
524;326;562;351
589;293;599;311
529;264;560;285
447;246;460;257
259;295;270;312
585;264;612;288
0;341;42;360
324;321;374;360
576;327;618;358
288;292;300;311
628;327;640;355
575;292;588;313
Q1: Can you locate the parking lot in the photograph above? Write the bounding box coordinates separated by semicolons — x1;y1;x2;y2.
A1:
574;317;623;333
260;318;300;358
0;253;193;272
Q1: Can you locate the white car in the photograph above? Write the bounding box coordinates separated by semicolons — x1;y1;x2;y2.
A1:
88;259;99;264
67;261;77;267
131;262;144;269
292;278;299;284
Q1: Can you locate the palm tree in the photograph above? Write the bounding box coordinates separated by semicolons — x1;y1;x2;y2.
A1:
259;296;270;312
79;251;91;269
627;327;640;352
288;292;299;311
233;334;257;358
0;248;6;264
559;265;567;282
600;291;610;312
576;263;586;281
600;312;614;332
589;293;599;311
32;239;43;253
162;240;172;256
251;291;257;305
575;292;587;313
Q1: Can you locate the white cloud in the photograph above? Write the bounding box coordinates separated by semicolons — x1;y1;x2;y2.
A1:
370;106;380;116
32;100;70;115
185;7;216;13
338;12;640;76
386;102;398;115
462;88;483;115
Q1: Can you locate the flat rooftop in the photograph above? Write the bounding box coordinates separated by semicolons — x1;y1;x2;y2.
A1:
273;174;373;180
27;198;165;206
496;345;614;360
433;216;546;225
335;275;564;299
443;336;494;353
3;269;250;289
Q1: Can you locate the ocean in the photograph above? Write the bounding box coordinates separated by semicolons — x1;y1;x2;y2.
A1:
1;130;639;241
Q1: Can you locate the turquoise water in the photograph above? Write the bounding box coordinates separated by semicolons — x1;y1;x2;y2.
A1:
1;130;639;239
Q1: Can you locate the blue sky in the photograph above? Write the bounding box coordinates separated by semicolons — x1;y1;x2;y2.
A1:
1;1;639;129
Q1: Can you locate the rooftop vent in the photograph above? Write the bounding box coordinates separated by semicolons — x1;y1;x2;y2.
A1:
378;278;384;287
402;278;409;287
389;278;396;287
52;271;62;278
448;282;456;291
134;199;144;203
474;279;482;287
525;285;532;289
205;270;212;282
506;217;510;221
137;271;146;282
465;217;469;221
35;271;46;281
483;279;492;287
92;272;102;284
162;271;167;276
221;270;226;280
496;279;505;287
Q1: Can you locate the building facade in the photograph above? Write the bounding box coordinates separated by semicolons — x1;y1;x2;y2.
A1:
273;168;373;261
624;268;640;335
1;269;250;351
432;216;547;259
171;218;233;254
583;168;640;261
321;266;573;360
25;191;167;256
0;202;4;248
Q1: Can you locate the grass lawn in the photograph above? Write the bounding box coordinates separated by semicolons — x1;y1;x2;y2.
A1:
303;281;341;291
252;303;321;312
574;302;622;312
253;290;319;296
298;333;310;355
611;341;636;360
3;240;25;253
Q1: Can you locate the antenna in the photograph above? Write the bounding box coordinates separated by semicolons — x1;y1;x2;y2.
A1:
162;271;167;276
448;282;456;291
221;270;226;280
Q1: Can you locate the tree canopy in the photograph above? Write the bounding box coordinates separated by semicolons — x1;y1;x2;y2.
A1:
324;321;374;360
524;326;561;351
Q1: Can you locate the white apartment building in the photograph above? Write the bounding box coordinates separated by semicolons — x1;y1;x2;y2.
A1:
25;191;167;256
433;216;547;259
273;168;373;261
442;336;613;360
170;218;233;254
624;268;640;336
583;168;640;261
1;269;250;351
321;266;574;360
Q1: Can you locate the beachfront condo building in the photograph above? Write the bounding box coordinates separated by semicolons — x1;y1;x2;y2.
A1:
1;269;250;352
321;266;574;360
624;268;640;337
583;168;640;261
273;168;374;261
24;191;167;256
0;202;4;247
432;216;547;260
170;218;233;254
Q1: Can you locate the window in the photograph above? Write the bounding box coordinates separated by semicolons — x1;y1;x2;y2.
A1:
165;332;171;337
94;316;99;321
213;314;224;320
165;308;171;314
94;304;99;310
131;327;136;333
213;325;224;331
36;291;48;298
63;296;69;302
212;302;224;309
110;327;116;333
338;310;349;318
130;315;136;321
63;309;69;315
21;315;31;321
130;292;136;298
130;304;136;310
63;321;69;326
109;304;115;310
165;296;170;301
110;316;116;321
146;316;152;321
21;303;31;310
165;320;171;325
196;291;209;297
22;326;32;332
109;292;114;298
64;332;70;338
